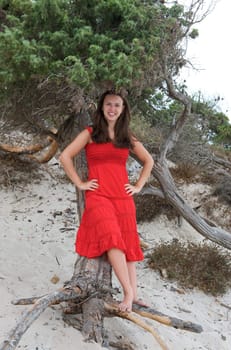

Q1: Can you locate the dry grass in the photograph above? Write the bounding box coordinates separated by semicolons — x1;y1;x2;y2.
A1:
210;144;231;162
202;199;219;217
213;175;231;204
198;171;217;185
130;114;162;151
134;194;178;223
0;152;42;188
0;152;68;188
148;240;231;296
202;198;231;231
170;162;201;183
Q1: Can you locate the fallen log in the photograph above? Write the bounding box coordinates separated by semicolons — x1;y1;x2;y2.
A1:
0;255;203;350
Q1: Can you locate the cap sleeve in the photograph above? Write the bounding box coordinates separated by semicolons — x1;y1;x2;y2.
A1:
85;126;93;134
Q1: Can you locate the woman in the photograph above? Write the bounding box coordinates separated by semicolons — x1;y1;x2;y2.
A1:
59;90;154;312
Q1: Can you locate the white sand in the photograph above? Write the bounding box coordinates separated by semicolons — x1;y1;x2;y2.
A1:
0;159;230;350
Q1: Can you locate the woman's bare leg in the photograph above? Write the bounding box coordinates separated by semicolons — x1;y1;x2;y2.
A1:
107;248;133;312
127;261;137;300
127;261;149;307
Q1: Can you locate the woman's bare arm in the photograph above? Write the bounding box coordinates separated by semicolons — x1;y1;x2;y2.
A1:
59;129;98;191
125;141;154;196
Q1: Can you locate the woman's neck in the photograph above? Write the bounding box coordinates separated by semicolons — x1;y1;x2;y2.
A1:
108;125;115;140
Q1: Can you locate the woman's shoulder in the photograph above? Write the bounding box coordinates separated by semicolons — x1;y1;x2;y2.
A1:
85;125;93;134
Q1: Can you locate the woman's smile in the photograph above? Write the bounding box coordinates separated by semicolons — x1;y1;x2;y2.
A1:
102;94;124;123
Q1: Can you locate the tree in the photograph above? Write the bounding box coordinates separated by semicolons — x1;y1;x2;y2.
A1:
1;1;231;349
0;0;190;122
190;93;231;143
149;94;231;166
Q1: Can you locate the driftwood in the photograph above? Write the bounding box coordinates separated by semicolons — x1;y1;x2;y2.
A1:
0;134;58;164
0;255;202;350
28;136;58;163
150;161;231;250
0;142;45;154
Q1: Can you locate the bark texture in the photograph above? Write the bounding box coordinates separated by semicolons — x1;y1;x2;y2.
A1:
0;253;202;350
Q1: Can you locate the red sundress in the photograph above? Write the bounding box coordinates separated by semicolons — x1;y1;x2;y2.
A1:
75;127;143;262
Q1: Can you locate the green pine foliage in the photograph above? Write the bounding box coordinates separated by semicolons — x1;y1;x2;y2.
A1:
1;0;229;147
0;0;187;94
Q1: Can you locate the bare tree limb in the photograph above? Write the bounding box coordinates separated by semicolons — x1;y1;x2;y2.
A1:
152;161;231;249
1;253;204;350
105;303;169;350
0;287;82;350
212;155;231;169
141;184;165;198
0;136;59;164
28;136;58;163
138;57;231;250
0;142;46;154
159;70;192;162
132;305;203;333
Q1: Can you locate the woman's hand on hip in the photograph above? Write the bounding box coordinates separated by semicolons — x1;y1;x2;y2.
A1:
124;183;142;196
77;179;99;191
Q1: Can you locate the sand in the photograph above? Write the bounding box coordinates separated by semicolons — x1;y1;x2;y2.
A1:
0;158;230;350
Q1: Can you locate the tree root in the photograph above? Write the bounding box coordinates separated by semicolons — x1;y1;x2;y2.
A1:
104;303;169;350
0;287;82;350
132;304;203;333
0;255;203;350
0;286;203;350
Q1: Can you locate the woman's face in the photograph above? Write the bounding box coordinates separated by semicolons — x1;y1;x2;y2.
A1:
102;94;124;124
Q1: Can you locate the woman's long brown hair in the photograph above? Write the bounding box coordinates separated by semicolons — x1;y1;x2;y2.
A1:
91;90;134;149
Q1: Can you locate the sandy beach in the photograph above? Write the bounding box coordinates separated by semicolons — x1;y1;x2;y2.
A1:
0;158;230;350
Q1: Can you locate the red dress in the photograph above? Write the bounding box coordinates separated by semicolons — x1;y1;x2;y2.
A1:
75;127;143;262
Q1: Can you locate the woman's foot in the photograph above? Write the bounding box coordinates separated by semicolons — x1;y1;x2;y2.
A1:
133;298;150;308
118;288;133;312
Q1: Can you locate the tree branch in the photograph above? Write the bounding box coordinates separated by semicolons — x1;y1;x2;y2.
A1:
0;287;82;350
141;184;165;198
104;303;169;350
132;305;202;333
153;161;231;250
159;72;192;162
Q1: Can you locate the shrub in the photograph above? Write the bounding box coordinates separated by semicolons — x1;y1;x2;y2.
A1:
210;144;231;162
130;114;162;152
0;152;41;187
148;240;231;296
199;171;217;185
134;195;178;223
170;162;200;183
213;175;231;204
